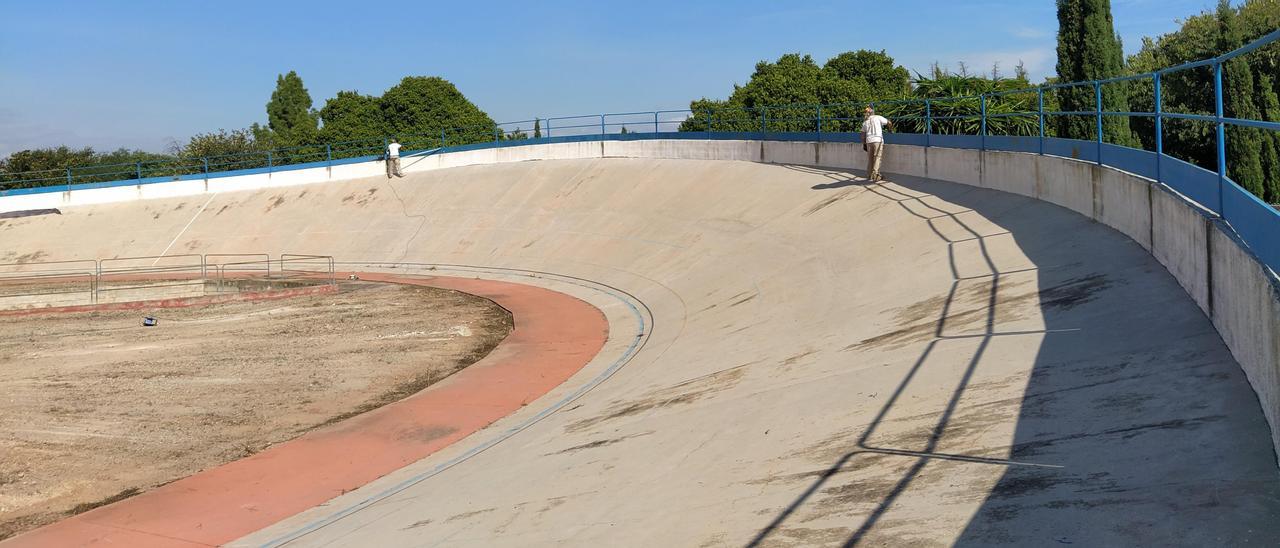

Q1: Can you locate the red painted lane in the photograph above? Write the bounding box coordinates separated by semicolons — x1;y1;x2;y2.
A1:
4;273;609;547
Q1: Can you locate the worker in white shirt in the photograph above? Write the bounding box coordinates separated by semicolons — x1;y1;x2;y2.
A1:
860;107;892;182
386;139;403;178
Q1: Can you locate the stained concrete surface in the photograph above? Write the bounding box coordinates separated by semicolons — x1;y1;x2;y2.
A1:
0;158;1275;547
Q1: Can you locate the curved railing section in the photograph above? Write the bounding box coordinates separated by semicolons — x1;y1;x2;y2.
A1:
2;30;1277;273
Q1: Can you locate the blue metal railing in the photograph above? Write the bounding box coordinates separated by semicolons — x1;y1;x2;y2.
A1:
2;29;1277;273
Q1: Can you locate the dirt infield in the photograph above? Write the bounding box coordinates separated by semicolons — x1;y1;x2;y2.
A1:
0;281;512;539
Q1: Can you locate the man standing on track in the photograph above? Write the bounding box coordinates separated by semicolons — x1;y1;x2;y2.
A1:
386;138;404;178
861;106;892;181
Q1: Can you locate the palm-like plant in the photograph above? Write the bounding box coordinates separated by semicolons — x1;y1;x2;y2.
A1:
881;73;1041;136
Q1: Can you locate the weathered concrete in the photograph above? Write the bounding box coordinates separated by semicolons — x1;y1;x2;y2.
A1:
763;140;818;166
980;150;1039;198
1035;155;1094;217
926;146;982;187
604;139;761;162
882;144;928;177
1210;224;1280;455
0;149;1275;547
1151;186;1212;314
816;141;866;171
1094;167;1154;251
0;141;1274;548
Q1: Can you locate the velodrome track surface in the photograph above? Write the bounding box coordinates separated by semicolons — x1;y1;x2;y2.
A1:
2;154;1279;546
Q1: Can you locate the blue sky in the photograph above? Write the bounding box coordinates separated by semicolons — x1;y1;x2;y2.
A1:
0;0;1223;157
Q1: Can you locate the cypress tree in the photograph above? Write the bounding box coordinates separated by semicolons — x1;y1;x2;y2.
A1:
1256;73;1280;203
1216;0;1266;198
1055;0;1138;146
534;118;542;138
263;71;320;148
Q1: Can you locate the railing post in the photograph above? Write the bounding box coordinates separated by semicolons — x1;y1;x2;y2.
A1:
601;114;606;137
494;127;500;142
203;157;209;178
707;110;714;134
267;151;273;173
1214;61;1226;216
760;107;767;134
135;161;142;180
65;167;72;191
546;119;552;138
441;129;447;148
980;95;987;151
1094;81;1103;165
654;111;659;134
817;105;823;140
924;99;931;148
325;144;332;167
1154;73;1163;184
1037;87;1045;155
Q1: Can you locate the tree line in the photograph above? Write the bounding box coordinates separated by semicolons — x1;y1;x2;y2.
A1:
674;0;1279;203
0;73;502;187
3;0;1277;201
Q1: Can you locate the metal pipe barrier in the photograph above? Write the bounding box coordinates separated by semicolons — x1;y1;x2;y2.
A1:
205;253;272;293
0;259;100;305
0;253;334;308
279;254;337;286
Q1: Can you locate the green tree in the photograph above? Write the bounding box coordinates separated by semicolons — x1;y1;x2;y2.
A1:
319;90;385;143
318;77;496;153
0;146;172;187
1257;73;1280;202
533;118;542;138
1;146;97;180
1126;15;1218;168
822;50;910;99
1055;0;1138;145
380;77;497;144
1216;0;1266;197
1125;0;1280;201
258;71;320;149
175;129;262;159
258;72;318;147
679;50;906;132
886;69;1039;136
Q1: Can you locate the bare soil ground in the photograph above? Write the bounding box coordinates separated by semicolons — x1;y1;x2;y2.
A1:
0;281;512;540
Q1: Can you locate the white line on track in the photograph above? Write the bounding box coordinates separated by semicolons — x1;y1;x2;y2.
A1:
153;192;218;265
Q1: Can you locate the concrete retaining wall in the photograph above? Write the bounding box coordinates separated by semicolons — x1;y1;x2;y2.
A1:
1151;188;1213;313
926;147;981;187
1;137;1276;462
1211;224;1280;455
816;142;866;171
881;144;928;177
1035;155;1095;218
981;151;1037;198
1096;167;1153;251
762;141;818;166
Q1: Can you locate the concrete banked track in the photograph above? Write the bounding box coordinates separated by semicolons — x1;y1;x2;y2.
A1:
2;140;1279;546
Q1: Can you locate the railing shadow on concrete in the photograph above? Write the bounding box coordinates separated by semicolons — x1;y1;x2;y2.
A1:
747;164;1280;546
